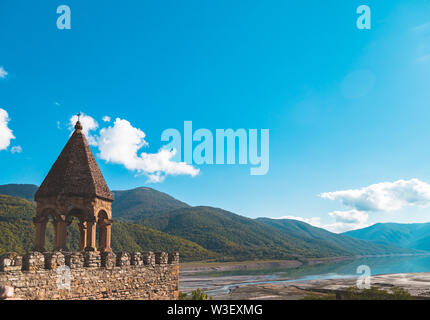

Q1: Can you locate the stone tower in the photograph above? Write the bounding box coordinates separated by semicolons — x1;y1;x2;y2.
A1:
33;118;114;252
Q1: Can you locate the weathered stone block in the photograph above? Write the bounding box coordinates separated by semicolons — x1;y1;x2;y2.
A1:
142;251;155;265
168;252;179;265
83;251;101;268
155;252;168;264
101;252;116;270
116;252;130;267
0;286;14;300
0;252;22;272
64;252;84;269
131;252;143;266
22;252;45;271
44;251;65;270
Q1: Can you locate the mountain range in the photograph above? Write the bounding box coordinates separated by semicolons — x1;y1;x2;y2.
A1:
0;184;419;261
343;223;430;252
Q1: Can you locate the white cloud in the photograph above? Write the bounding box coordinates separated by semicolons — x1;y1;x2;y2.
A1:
326;209;369;233
275;215;322;226
97;118;199;183
54;102;61;106
275;179;430;234
0;108;15;151
412;22;430;33
274;214;368;234
321;221;369;234
0;67;8;79
416;54;430;63
102;116;111;122
10;146;22;154
328;209;368;224
320;179;430;212
69;113;99;146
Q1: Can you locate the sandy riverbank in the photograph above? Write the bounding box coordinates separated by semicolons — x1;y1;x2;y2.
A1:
209;273;430;300
180;256;430;300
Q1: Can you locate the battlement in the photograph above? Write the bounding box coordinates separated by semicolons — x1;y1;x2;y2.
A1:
0;251;179;300
0;251;179;272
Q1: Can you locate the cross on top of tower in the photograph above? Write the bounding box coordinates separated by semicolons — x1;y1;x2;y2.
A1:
75;112;83;131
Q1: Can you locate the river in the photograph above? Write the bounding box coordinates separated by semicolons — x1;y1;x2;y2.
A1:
180;254;430;297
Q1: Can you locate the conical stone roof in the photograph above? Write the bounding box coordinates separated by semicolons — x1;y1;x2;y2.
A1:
35;121;114;202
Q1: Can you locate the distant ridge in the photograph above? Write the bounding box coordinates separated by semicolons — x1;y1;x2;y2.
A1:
0;184;38;201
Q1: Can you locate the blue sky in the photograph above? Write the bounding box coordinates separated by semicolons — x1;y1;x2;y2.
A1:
1;1;430;232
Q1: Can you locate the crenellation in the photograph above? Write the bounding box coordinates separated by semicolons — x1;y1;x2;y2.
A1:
0;252;22;272
22;252;45;271
168;252;179;265
131;252;143;266
142;251;155;265
44;251;65;270
101;251;116;269
64;252;84;269
83;251;101;268
116;252;131;267
155;252;169;264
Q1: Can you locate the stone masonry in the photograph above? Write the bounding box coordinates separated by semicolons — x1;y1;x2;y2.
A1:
0;251;179;300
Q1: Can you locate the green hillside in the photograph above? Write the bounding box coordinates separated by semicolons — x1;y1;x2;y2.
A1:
112;187;190;221
0;194;215;261
343;222;430;252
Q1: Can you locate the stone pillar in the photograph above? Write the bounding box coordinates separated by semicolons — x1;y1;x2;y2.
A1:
85;219;97;251
78;221;87;251
33;216;48;252
98;219;113;252
104;220;113;252
54;215;67;251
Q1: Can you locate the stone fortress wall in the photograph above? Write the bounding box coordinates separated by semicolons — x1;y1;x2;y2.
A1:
0;250;179;300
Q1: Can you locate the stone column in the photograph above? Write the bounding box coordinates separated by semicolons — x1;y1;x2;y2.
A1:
104;219;113;252
54;215;67;251
78;221;87;251
33;216;48;252
98;219;113;252
85;218;97;251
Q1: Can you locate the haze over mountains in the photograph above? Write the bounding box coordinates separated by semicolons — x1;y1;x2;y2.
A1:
0;184;420;261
